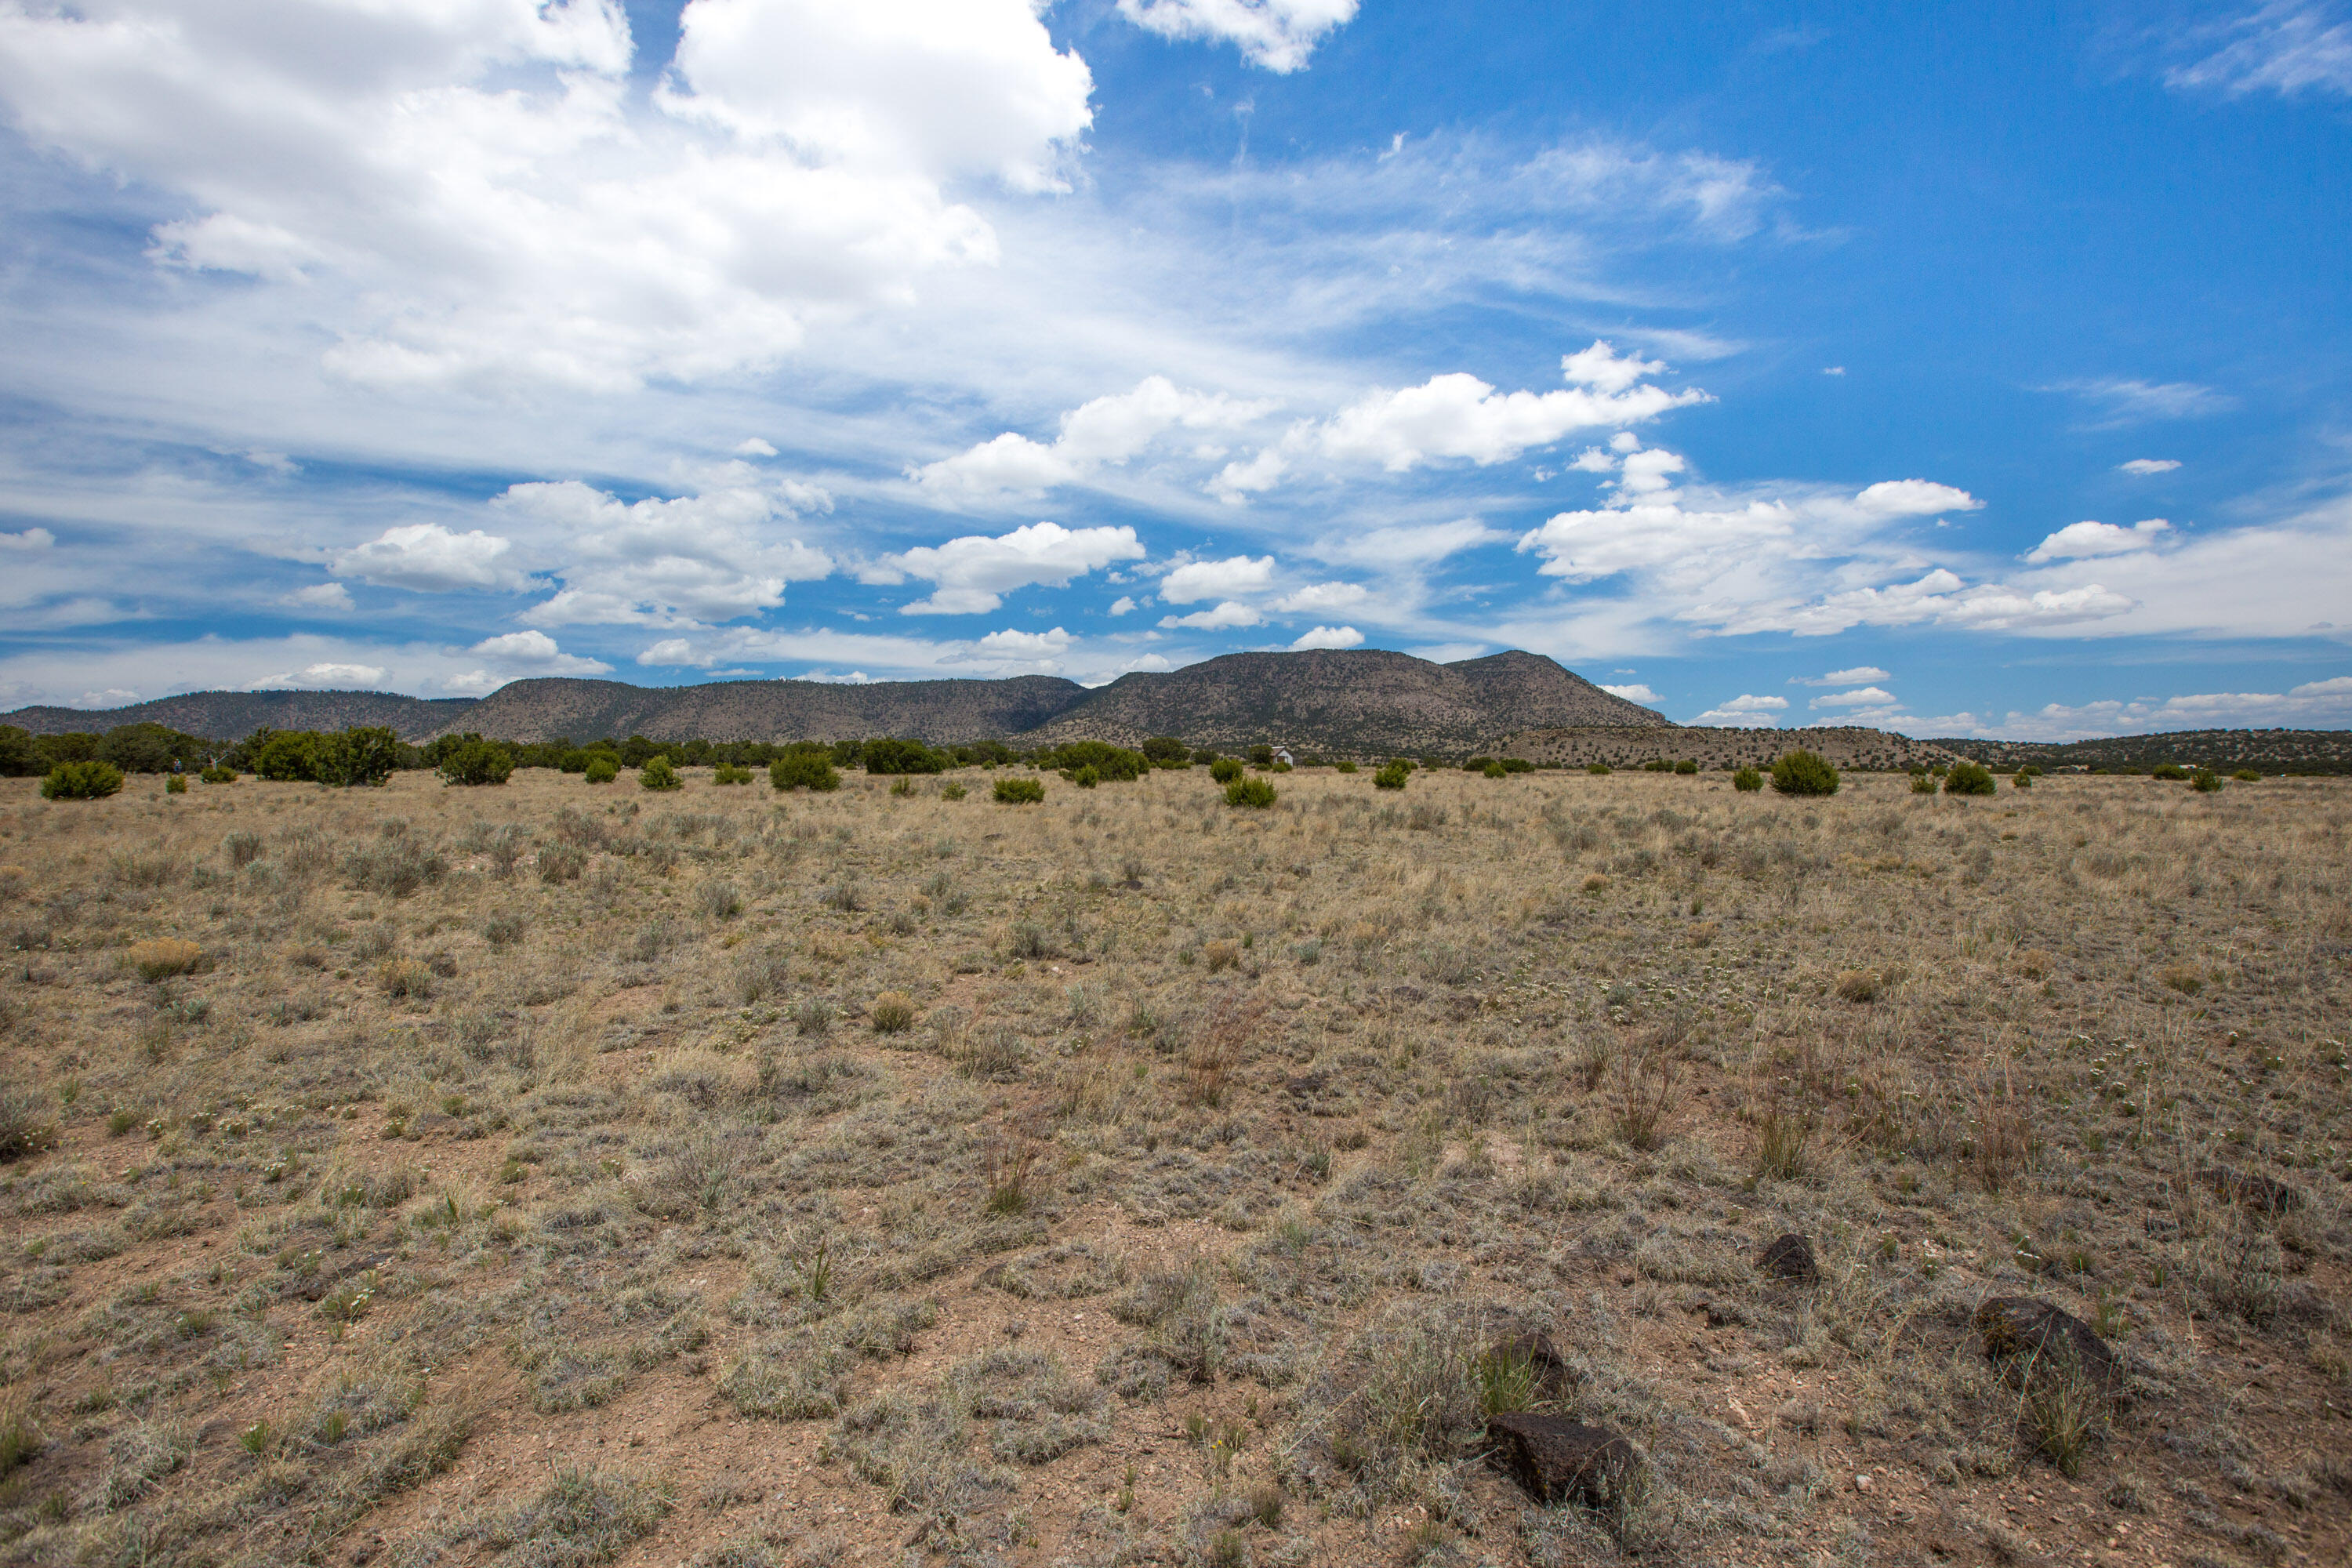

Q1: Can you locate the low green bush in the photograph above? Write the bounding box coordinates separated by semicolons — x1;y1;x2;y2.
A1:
2150;762;2188;781
1334;759;1358;774
1769;750;1840;797
2230;768;2260;782
40;760;123;800
1673;759;1699;775
2190;768;2223;793
1733;766;1763;793
2013;771;2034;789
639;757;683;791
1586;762;1611;775
165;774;187;794
1480;760;1507;779
583;757;619;784
863;737;951;775
437;740;514;787
1225;777;1278;808
1373;761;1409;790
769;750;840;792
713;762;754;785
1072;765;1101;789
1208;757;1243;783
199;764;237;784
1943;760;1997;796
1910;771;1936;793
993;777;1044;804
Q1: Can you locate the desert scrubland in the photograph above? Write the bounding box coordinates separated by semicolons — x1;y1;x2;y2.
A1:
0;764;2345;1568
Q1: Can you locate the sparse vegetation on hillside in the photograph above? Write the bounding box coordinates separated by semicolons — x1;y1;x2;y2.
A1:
0;764;2345;1568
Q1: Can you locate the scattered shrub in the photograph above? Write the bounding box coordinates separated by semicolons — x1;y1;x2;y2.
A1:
583;757;619;784
862;738;950;775
939;782;967;800
1834;968;1882;1002
1373;761;1409;790
437;740;514;787
993;778;1044;804
639;757;683;791
198;764;237;783
1732;766;1763;793
2150;762;2189;780
164;774;187;794
1334;759;1358;773
1944;760;1998;797
1209;757;1243;784
1480;760;1508;779
41;760;124;800
1910;771;1936;793
769;750;840;792
1769;750;1840;797
1225;777;1277;809
1586;762;1611;775
0;1083;60;1163
1072;764;1100;789
2230;768;2260;782
2013;771;2034;789
713;762;754;786
128;938;205;982
1673;758;1699;775
2190;768;2223;793
871;993;917;1034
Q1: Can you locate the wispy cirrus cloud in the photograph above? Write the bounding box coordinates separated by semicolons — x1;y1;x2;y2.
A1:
2042;377;2234;426
2162;2;2352;98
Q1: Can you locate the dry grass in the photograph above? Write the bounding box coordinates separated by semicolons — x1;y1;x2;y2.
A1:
0;764;2345;1566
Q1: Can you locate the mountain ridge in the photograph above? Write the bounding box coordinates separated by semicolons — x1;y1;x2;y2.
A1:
1;649;1665;755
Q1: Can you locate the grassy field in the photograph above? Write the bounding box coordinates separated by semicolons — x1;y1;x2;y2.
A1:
0;763;2345;1568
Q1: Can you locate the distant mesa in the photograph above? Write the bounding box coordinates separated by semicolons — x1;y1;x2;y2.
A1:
2;649;1668;758
0;688;473;745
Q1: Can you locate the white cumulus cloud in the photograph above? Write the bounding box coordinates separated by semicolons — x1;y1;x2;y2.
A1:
283;583;354;611
1159;601;1261;630
1599;683;1659;702
264;662;387;688
0;0;1096;391
2025;518;2171;563
1270;581;1367;613
1289;624;1362;649
2118;458;2182;475
914;377;1275;497
466;629;611;674
0;528;56;550
1811;685;1897;708
1308;341;1708;474
1688;693;1787;726
1116;0;1359;73
888;521;1144;614
1160;554;1276;604
499;479;832;626
333;524;524;593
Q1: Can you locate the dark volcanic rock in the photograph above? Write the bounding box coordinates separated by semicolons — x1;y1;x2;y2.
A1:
1487;1414;1639;1506
1973;1297;2121;1390
1757;1233;1818;1282
1484;1331;1565;1373
2198;1165;2304;1214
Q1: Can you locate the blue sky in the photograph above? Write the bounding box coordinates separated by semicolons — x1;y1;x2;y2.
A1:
1;0;2348;738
